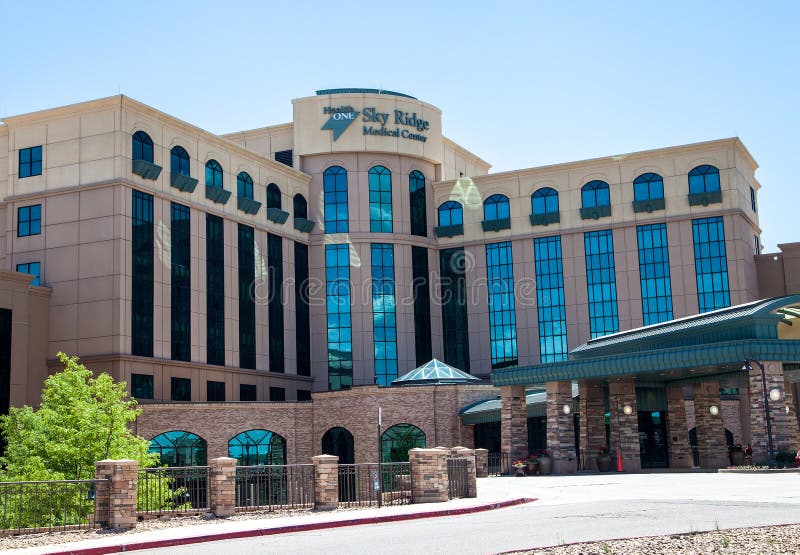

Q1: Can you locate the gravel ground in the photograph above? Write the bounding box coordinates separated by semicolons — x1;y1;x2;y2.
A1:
515;524;800;554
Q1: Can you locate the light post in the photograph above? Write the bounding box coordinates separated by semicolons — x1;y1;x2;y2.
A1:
742;359;782;467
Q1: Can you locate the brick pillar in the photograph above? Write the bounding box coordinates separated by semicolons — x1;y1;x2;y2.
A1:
94;459;138;530
546;380;577;473
474;448;489;477
609;379;641;472
693;381;728;468
748;362;800;461
578;379;605;470
312;455;339;510
666;386;692;469
208;457;237;517
409;448;448;504
501;385;528;463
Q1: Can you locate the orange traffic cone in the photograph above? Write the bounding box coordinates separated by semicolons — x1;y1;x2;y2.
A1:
616;450;624;472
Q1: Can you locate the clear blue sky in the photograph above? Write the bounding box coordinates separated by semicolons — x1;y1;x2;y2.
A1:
2;1;798;250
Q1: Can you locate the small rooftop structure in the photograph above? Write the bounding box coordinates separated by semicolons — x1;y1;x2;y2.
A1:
392;359;482;386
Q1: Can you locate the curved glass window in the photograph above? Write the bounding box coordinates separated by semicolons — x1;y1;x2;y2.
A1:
265;183;281;210
409;170;427;236
323;166;349;233
170;146;190;176
369;165;393;233
581;180;610;208
633;173;664;202
381;423;426;462
228;429;286;466
688;165;720;194
438;201;463;227
149;431;207;466
237;172;254;199
132;131;154;163
532;187;559;215
293;193;308;219
483;194;510;221
205;160;223;188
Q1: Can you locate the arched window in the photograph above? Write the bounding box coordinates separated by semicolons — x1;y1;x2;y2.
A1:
409;170;426;236
321;427;354;465
633;173;664;202
531;187;559;214
149;431;207;466
132;131;154;163
237;172;254;199
438;201;463;227
266;183;281;210
581;180;610;208
323;166;348;233
228;429;286;466
170;146;190;176
293;193;308;220
381;423;426;462
483;194;510;221
369;165;393;233
688;165;720;194
205;160;223;188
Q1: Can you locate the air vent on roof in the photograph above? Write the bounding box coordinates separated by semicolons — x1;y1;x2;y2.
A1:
275;150;293;168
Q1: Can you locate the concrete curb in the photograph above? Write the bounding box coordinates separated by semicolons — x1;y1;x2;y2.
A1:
46;498;536;555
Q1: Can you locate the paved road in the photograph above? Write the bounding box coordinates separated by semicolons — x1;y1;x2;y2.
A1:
133;473;800;555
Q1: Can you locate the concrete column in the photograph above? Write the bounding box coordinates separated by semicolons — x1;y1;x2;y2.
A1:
665;386;693;469
474;448;489;477
312;454;339;510
208;457;237;517
546;380;577;473
409;448;448;504
500;385;528;463
578;379;606;470
609;379;641;472
94;459;138;530
748;362;800;461
693;381;728;468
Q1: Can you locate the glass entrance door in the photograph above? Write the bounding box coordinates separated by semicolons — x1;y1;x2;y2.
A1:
638;410;669;468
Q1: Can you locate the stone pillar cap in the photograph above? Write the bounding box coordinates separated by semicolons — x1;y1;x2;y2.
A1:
95;459;138;464
313;454;339;461
410;447;448;453
209;457;237;463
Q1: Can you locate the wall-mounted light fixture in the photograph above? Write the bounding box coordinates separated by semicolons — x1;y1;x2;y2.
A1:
622;404;633;416
562;404;571;415
769;388;783;402
709;405;719;416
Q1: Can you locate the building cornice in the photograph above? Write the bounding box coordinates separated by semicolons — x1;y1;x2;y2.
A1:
442;136;492;171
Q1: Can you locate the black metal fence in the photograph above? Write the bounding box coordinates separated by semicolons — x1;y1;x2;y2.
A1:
235;465;314;512
488;452;509;476
446;458;469;499
0;479;105;535
337;463;411;507
137;467;209;516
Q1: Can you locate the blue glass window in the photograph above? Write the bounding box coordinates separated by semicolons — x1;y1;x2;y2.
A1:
293;193;307;219
636;223;674;325
16;261;40;286
267;183;281;210
171;203;191;362
371;244;397;386
205;159;223;188
228;429;286;466
438;201;463;226
237;172;254;199
132;131;154;163
633;173;664;202
485;241;518;368
238;224;256;370
17;204;41;237
688;165;720;194
692;216;730;313
532;187;559;215
754;234;760;255
750;186;757;212
369;166;393;233
409;170;427;237
533;236;567;362
170;146;190;176
381;423;426;462
19;146;42;178
581;180;610;208
440;248;470;372
132;190;154;357
323;166;349;233
149;431;207;466
326;244;352;390
584;230;619;338
483;194;510;222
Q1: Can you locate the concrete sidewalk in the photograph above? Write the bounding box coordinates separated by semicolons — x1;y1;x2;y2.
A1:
3;480;532;555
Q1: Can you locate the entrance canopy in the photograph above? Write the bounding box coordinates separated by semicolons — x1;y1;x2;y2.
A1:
493;295;800;387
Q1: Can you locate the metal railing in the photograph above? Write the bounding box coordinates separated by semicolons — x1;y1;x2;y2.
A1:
235;465;314;512
447;458;469;499
137;467;209;516
488;452;509;476
0;479;105;535
337;463;411;507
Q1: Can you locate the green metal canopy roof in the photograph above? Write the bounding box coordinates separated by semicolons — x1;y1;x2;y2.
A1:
459;384;579;425
392;359;482;386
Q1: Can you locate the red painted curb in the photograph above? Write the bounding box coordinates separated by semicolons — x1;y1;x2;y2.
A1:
46;498;535;555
